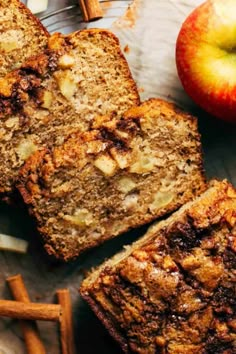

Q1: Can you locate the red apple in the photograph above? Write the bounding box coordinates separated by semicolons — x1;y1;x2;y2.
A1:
176;0;236;123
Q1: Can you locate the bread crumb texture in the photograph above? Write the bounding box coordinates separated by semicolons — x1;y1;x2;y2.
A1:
80;179;236;354
0;29;140;195
18;98;206;261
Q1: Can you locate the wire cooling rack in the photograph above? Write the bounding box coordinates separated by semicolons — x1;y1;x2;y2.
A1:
28;0;132;34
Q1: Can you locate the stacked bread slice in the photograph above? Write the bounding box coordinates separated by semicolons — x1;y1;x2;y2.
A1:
18;99;206;261
0;0;49;77
80;179;236;353
0;29;140;196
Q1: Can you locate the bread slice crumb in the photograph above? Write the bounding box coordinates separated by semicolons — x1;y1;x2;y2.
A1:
18;98;206;261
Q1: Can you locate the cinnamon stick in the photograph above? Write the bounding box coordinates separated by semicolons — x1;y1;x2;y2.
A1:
57;289;76;354
78;0;103;22
0;299;61;321
7;274;46;354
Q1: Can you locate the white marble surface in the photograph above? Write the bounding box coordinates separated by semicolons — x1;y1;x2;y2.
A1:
0;1;235;353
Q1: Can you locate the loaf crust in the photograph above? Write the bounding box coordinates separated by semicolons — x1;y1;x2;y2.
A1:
0;29;140;197
0;0;49;77
18;98;206;261
80;179;236;353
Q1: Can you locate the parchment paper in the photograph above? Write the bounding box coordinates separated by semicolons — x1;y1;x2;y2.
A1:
0;1;235;353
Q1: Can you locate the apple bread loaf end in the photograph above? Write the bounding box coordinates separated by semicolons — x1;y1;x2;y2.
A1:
0;29;139;197
17;98;206;261
80;179;236;354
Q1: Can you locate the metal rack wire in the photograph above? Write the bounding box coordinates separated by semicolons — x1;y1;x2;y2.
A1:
38;0;132;33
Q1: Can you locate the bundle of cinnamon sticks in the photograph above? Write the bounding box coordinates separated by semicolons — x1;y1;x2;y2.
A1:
0;274;76;354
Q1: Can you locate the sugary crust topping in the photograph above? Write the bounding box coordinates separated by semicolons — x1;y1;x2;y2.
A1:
81;180;236;353
144;179;236;239
186;180;236;229
123;97;196;123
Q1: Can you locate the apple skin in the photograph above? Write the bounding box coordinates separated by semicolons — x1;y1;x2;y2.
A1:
176;0;236;123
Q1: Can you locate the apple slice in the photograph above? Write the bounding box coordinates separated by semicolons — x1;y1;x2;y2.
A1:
0;234;28;253
176;0;236;123
27;0;48;14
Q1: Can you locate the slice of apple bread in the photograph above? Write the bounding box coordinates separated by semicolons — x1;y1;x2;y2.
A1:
0;29;140;197
80;179;236;354
17;98;206;261
0;0;49;77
